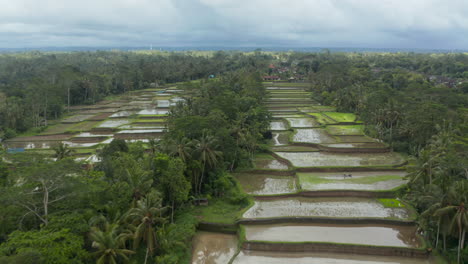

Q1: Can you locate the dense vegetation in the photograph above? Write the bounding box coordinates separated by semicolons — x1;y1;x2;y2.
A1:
0;64;269;263
0;50;271;138
0;50;467;263
288;52;467;263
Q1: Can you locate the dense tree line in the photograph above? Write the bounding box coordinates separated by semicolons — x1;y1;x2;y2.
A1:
0;70;270;263
0;51;271;138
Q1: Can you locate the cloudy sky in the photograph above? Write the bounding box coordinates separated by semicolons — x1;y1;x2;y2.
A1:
0;0;467;49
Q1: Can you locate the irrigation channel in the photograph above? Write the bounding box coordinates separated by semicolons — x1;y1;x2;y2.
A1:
4;87;184;160
192;83;439;264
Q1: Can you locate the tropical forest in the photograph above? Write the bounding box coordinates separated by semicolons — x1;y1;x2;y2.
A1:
0;50;467;264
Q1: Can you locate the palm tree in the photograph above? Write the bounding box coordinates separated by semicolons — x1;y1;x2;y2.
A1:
126;191;168;264
115;154;153;202
194;131;222;194
167;137;193;163
52;142;74;160
434;181;468;264
89;222;134;264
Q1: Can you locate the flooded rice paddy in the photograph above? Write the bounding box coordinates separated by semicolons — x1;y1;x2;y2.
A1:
235;173;296;195
293;128;337;143
270;121;288;131
275;151;405;167
137;109;169;115
322;143;387;149
298;171;407;191
244;223;421;248
285;117;318;128
97;119;131;128
254;159;289;170
191;232;238;264
243;197;409;219
232;251;435;264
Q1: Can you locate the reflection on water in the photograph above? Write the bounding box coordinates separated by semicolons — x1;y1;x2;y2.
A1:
270;121;287;131
286;118;318;128
293;128;336;143
243;197;409;219
275;152;405;167
233;251;435;264
245;223;421;248
191;232;238;264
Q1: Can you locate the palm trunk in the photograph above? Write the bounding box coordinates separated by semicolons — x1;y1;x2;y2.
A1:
171;200;174;223
457;228;462;264
144;247;149;264
198;160;206;195
436;220;440;248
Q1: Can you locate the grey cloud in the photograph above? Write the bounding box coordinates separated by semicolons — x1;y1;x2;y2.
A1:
0;0;467;49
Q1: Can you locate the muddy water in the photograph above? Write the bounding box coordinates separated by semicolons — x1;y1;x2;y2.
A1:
244;223;421;248
243;197;409;219
275;152;405;167
299;171;407;191
235;173;296;195
233;251;435;264
191;231;238;264
293;128;336;143
285;118;318;128
254;159;289;170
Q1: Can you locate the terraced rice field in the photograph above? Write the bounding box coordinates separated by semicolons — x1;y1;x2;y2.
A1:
275;151;405;167
235;173;296;195
244;223;422;248
243;197;410;219
191;232;238;264
298;171;407;191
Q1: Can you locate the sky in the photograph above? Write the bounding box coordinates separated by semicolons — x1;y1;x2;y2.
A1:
0;0;467;50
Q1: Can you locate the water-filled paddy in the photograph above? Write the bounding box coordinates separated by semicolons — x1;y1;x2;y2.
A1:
270;121;288;131
109;111;137;118
243;197;409;219
293;128;337;144
97;119;131;128
235;173;296;195
233;251;435;264
5;141;57;149
137;109;169;115
298;171;407;191
275;151;405;167
285;117;318;128
322;143;387;149
191;231;238;264
156;100;170;107
244;223;421;248
117;129;165;134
